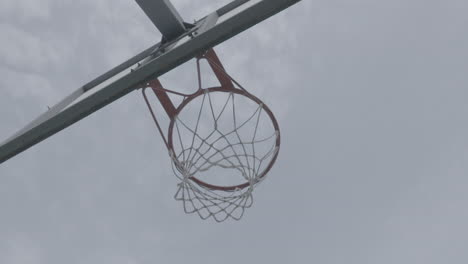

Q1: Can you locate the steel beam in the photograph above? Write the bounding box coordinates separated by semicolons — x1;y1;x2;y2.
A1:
0;0;302;164
135;0;186;41
2;43;161;146
217;0;250;16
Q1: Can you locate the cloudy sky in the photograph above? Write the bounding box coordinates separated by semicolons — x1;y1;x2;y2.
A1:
1;0;468;263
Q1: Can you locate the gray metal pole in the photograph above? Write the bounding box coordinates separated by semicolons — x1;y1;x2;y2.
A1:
0;0;301;164
135;0;186;41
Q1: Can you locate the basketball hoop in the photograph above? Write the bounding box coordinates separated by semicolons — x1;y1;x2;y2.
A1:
141;49;280;222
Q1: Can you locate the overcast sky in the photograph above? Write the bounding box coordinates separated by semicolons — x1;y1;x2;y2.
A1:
1;0;468;263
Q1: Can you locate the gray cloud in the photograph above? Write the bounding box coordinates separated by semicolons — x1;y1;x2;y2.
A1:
1;0;468;263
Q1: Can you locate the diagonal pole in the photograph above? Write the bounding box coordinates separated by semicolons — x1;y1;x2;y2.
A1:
0;0;301;164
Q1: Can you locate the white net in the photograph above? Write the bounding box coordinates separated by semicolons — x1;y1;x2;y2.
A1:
142;50;281;222
169;89;279;222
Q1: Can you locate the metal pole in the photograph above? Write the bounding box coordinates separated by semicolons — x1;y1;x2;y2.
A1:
0;0;301;164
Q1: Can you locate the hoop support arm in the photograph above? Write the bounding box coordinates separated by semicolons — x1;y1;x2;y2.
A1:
200;49;235;89
147;79;178;119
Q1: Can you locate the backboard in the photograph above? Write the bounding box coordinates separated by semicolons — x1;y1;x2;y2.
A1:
0;0;301;164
